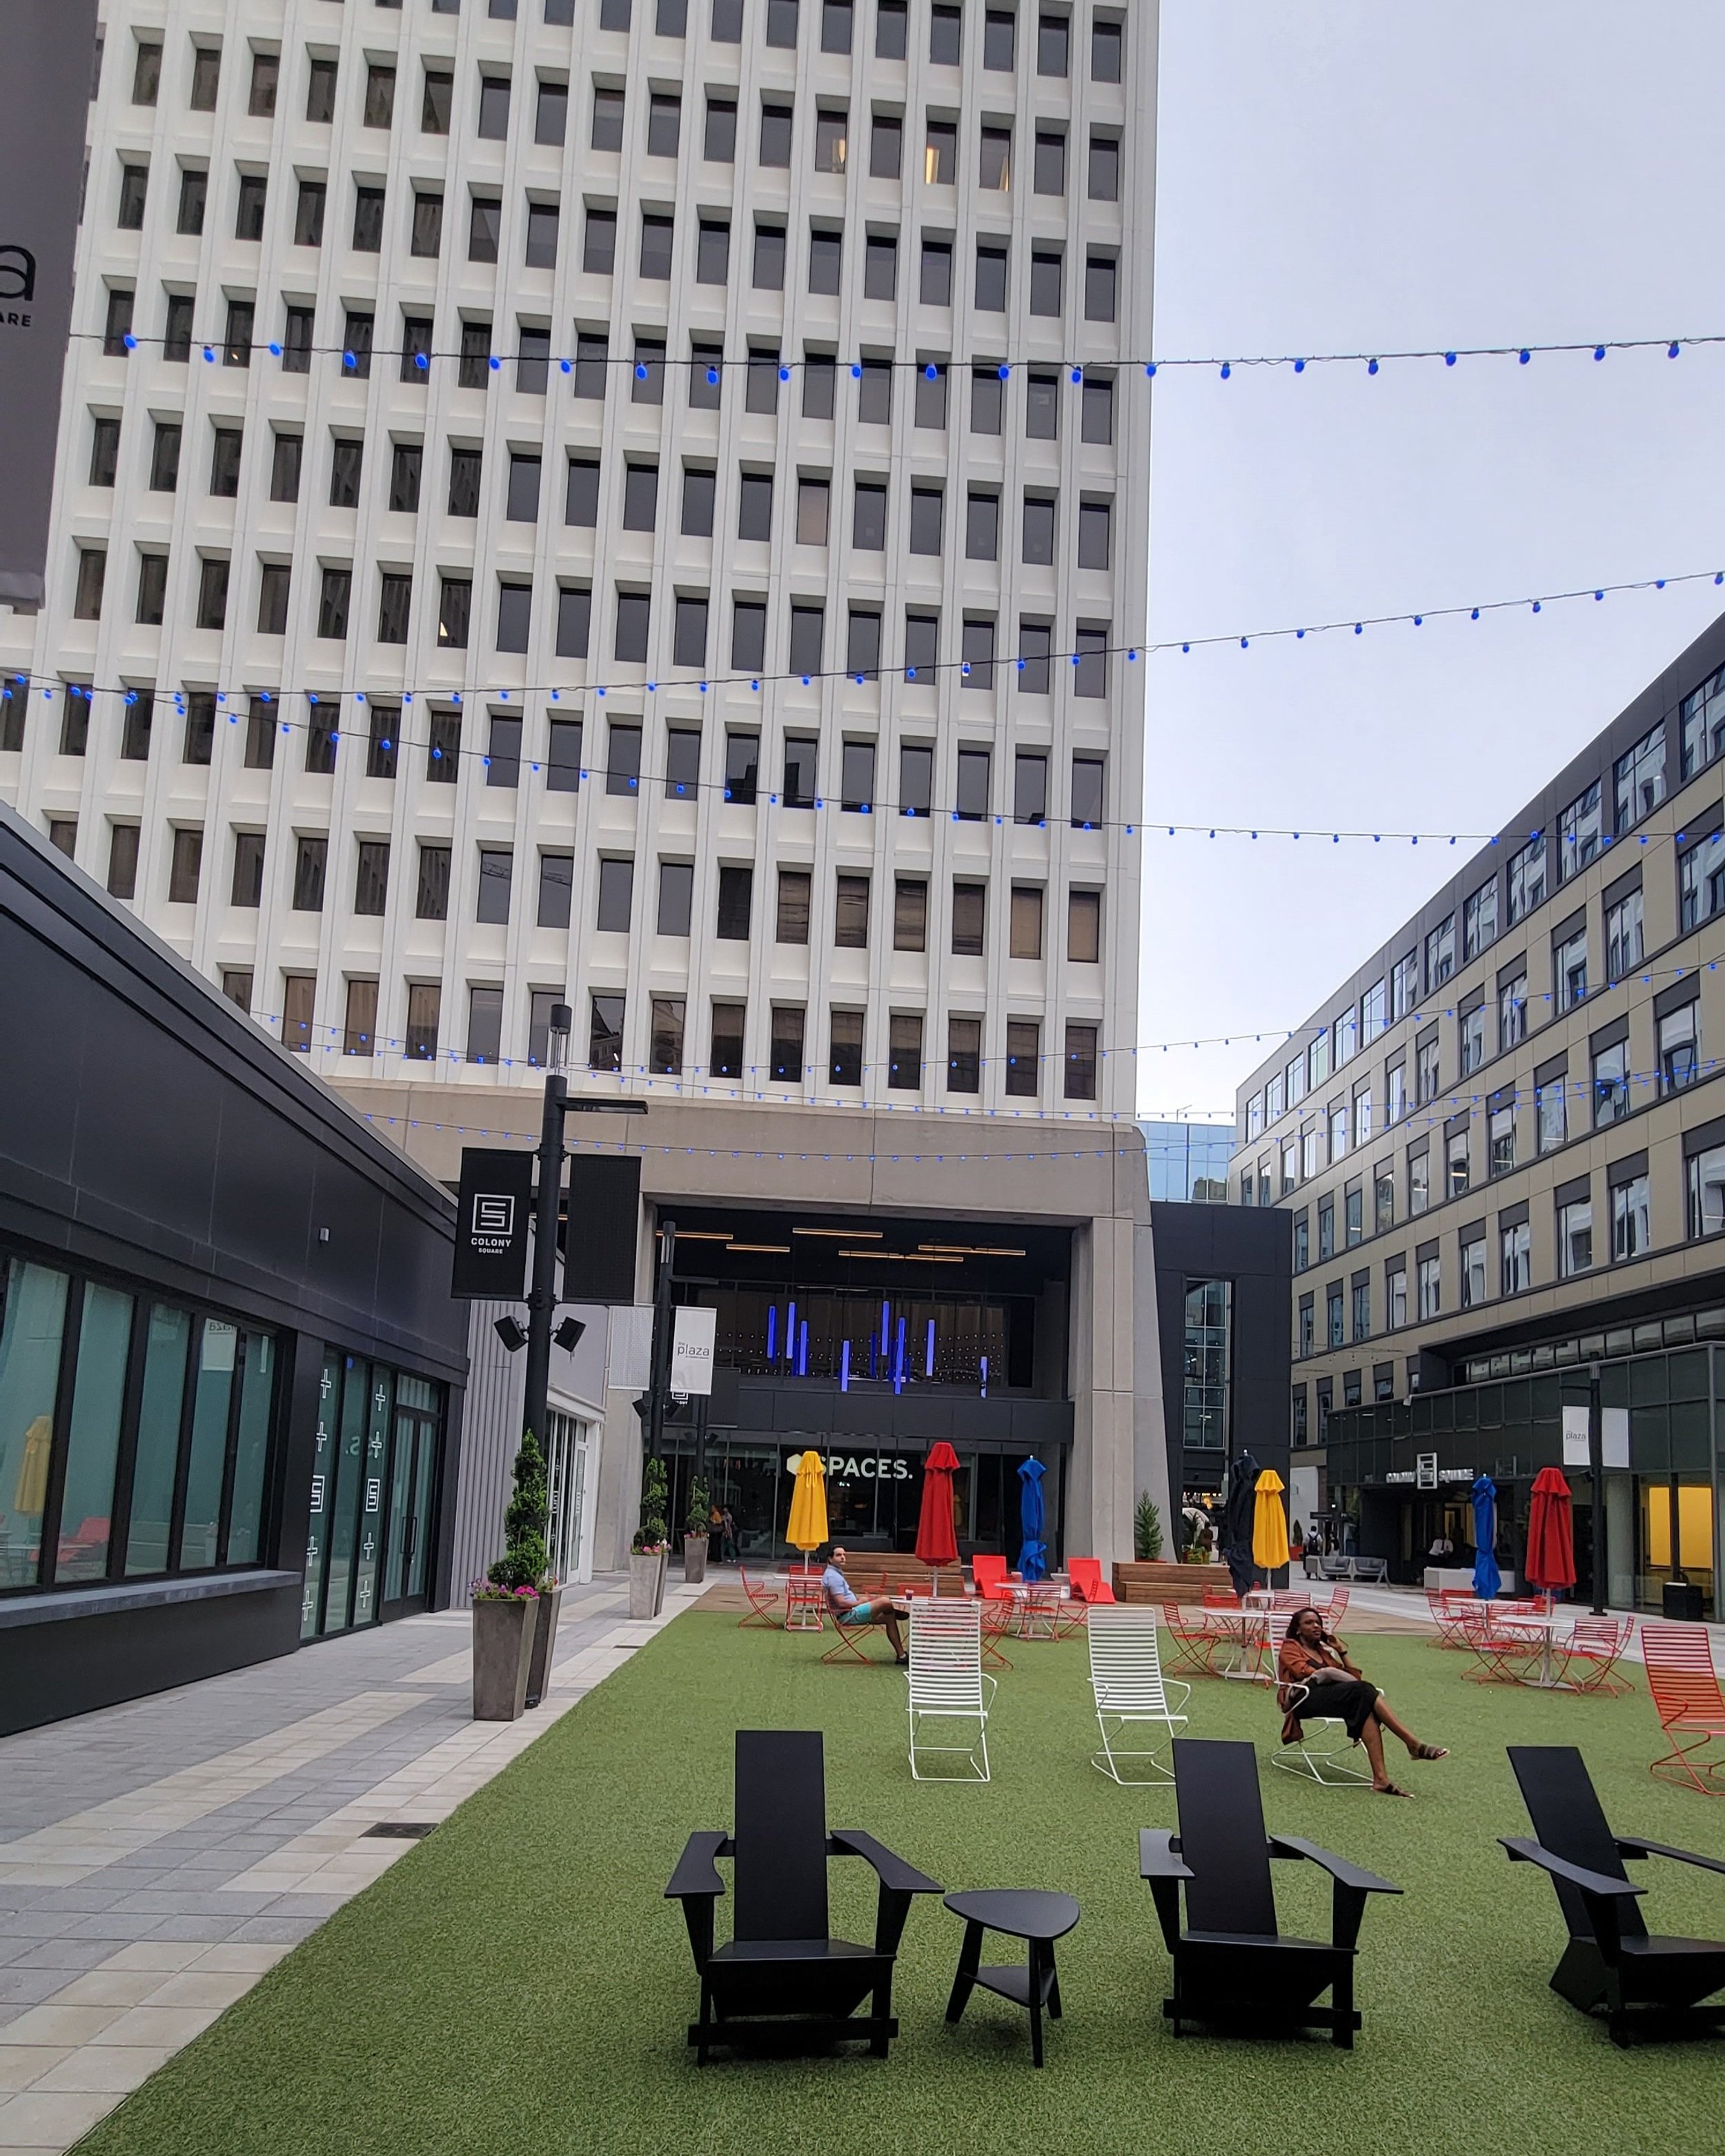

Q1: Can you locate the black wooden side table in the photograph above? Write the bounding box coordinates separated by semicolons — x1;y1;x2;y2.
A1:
943;1888;1081;2066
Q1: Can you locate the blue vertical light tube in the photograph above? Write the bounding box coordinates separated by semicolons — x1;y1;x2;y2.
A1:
766;1305;777;1363
925;1318;936;1377
798;1320;809;1376
980;1353;989;1399
880;1300;890;1354
894;1317;907;1395
840;1339;851;1392
787;1301;796;1372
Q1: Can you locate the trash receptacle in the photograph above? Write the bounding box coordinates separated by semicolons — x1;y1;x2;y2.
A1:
1662;1579;1706;1622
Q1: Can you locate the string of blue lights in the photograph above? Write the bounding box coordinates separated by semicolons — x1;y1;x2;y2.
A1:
14;565;1725;846
75;328;1725;379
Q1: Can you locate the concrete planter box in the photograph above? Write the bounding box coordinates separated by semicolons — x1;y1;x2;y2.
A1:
629;1550;667;1619
524;1584;564;1708
1112;1561;1236;1608
683;1534;709;1586
472;1596;536;1721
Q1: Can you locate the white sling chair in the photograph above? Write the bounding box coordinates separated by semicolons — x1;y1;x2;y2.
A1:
907;1600;994;1783
1087;1605;1190;1785
1271;1681;1371;1788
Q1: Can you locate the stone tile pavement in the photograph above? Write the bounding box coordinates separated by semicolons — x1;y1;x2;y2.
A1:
0;1574;703;2153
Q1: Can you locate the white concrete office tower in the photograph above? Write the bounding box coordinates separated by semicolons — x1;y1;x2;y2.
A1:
4;0;1167;1576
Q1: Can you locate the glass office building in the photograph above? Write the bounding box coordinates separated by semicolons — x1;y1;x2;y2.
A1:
1139;1121;1236;1204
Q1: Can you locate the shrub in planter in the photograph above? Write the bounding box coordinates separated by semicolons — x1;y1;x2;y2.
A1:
630;1456;671;1616
1134;1492;1164;1563
474;1430;553;1719
683;1474;711;1585
471;1581;538;1720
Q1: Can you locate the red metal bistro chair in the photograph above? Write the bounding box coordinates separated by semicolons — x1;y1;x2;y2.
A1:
1162;1602;1225;1679
737;1567;782;1630
1643;1623;1725;1794
1558;1615;1637;1697
1457;1605;1542;1685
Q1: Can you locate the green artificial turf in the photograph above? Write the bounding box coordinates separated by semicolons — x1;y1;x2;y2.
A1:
79;1619;1724;2156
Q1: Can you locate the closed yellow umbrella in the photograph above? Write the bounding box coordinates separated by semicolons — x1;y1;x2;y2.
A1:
785;1450;829;1570
1252;1467;1290;1572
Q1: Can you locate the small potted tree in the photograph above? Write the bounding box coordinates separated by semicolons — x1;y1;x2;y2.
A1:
472;1430;547;1721
684;1475;711;1586
629;1456;670;1619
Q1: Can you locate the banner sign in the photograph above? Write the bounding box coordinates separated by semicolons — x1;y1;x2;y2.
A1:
0;0;99;604
452;1149;533;1300
669;1306;717;1396
1561;1403;1590;1468
562;1155;642;1304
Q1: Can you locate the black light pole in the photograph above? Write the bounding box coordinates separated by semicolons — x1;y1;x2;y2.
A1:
1588;1360;1606;1615
645;1216;678;1464
518;1002;647;1445
520;1007;573;1450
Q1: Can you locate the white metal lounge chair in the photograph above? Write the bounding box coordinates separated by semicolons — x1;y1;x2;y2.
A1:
907;1600;994;1783
1087;1606;1190;1785
1271;1681;1370;1788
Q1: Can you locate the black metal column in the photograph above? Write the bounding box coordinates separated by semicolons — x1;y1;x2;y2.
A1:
522;1071;566;1447
645;1217;677;1463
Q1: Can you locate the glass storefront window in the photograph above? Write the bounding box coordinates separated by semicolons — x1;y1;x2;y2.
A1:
2;1252;283;1596
663;1436;1064;1563
1183;1279;1231;1450
1641;1478;1714;1616
57;1283;134;1582
0;1260;69;1590
127;1305;190;1577
226;1334;275;1565
180;1319;237;1570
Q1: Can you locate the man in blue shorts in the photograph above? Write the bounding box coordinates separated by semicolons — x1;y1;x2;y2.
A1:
821;1547;908;1663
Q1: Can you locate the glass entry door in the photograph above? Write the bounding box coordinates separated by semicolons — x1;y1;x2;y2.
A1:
381;1375;440;1619
304;1356;442;1638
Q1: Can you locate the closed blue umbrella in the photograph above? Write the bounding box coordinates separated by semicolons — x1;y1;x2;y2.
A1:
1471;1475;1501;1601
1017;1457;1047;1582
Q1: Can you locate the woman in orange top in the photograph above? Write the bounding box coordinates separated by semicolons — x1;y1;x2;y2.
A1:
1277;1607;1448;1797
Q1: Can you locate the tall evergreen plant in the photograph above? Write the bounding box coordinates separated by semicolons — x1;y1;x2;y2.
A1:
488;1428;550;1592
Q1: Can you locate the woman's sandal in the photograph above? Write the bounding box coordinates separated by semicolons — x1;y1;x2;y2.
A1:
1373;1781;1413;1797
1412;1743;1448;1761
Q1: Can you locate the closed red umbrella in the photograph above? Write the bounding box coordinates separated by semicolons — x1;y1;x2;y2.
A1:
1525;1466;1577;1602
915;1441;961;1576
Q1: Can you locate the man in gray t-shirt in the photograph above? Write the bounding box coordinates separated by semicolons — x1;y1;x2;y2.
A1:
821;1547;907;1662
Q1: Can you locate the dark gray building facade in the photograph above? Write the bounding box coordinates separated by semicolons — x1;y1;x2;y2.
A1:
0;806;469;1734
1148;1200;1292;1508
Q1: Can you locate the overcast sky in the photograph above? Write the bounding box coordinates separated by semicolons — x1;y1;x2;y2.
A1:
1138;1;1725;1125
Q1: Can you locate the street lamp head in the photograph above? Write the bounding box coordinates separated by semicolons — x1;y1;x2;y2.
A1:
493;1315;528;1354
548;1001;572;1075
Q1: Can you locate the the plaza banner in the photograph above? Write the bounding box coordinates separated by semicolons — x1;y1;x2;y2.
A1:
0;0;98;604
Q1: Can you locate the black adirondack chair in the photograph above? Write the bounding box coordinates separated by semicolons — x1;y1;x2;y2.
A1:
1138;1737;1401;2047
664;1729;944;2062
1501;1744;1725;2046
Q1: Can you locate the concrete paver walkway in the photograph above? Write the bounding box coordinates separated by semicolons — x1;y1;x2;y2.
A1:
0;1575;700;2153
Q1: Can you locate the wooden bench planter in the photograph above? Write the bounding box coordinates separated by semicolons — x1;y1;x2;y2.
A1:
1112;1561;1235;1608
